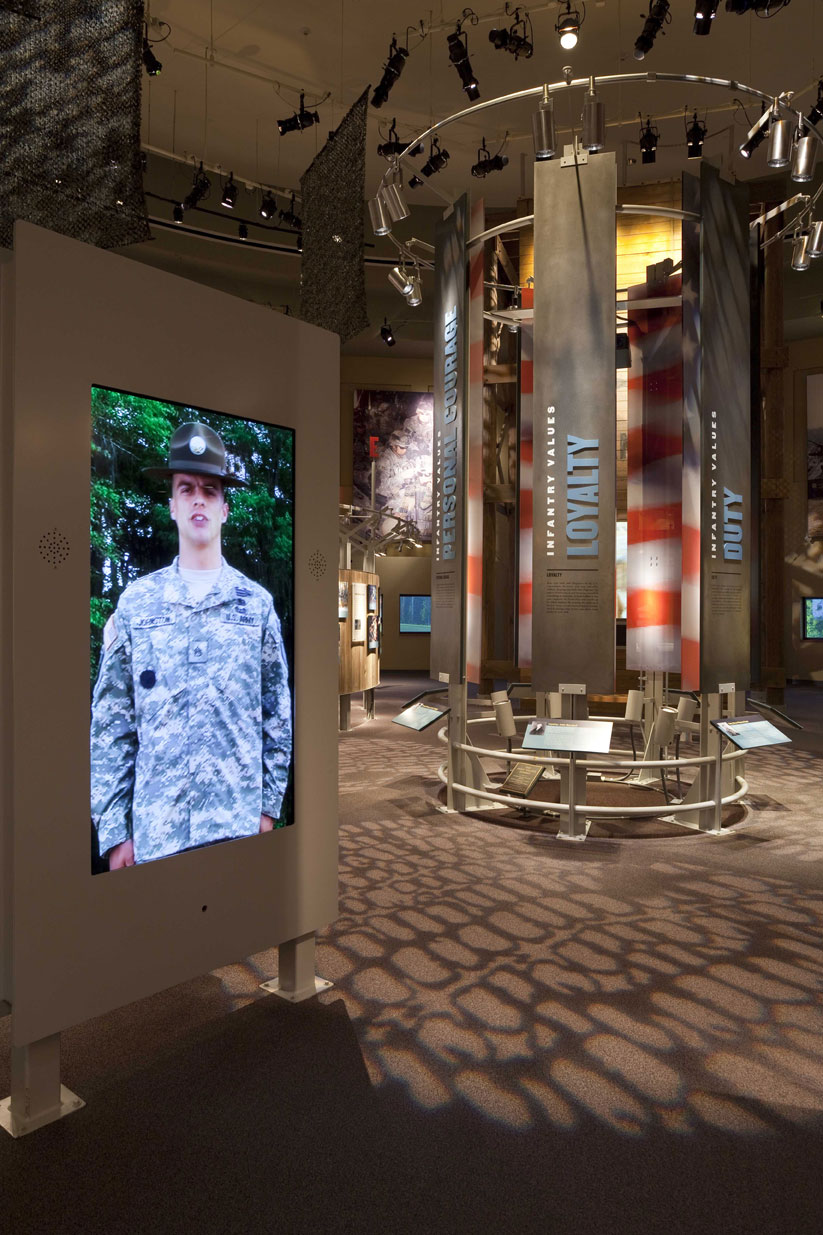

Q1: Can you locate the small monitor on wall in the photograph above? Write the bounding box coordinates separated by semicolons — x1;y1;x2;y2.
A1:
802;596;823;640
399;593;431;634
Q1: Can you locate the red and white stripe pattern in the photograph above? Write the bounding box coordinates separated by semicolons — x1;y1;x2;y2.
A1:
466;196;485;684
626;274;683;672
517;289;534;670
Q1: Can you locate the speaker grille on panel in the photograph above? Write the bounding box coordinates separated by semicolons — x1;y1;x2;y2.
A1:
38;527;70;569
307;551;327;580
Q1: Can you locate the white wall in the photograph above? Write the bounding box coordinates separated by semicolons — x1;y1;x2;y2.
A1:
378;553;432;671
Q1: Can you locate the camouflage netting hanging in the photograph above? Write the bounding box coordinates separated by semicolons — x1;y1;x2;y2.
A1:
299;88;369;345
0;0;150;249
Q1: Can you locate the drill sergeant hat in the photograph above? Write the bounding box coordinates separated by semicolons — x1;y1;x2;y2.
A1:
143;422;249;487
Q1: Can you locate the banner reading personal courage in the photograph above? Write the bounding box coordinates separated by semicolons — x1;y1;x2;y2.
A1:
430;195;469;683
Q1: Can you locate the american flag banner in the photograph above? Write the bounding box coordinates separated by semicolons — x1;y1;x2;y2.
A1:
626;273;683;672
466;196;485;684
517;289;534;669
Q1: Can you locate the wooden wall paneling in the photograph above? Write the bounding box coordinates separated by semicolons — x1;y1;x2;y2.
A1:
338;568;380;696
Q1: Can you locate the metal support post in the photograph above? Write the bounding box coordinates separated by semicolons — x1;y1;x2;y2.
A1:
363;688;375;720
338;693;351;732
0;1033;84;1138
260;932;333;1003
557;751;590;842
712;738;725;835
445;680;489;812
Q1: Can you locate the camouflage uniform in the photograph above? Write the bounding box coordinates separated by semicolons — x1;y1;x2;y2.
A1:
91;558;291;864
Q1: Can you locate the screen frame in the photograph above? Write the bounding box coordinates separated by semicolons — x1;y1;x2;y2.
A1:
398;592;432;635
4;223;339;1046
801;596;823;640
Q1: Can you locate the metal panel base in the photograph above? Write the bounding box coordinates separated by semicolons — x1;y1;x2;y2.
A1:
260;976;333;1003
0;1086;84;1138
556;820;591;843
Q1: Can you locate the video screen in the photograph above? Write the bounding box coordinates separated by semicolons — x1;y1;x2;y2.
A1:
802;597;823;640
90;386;294;873
399;593;431;634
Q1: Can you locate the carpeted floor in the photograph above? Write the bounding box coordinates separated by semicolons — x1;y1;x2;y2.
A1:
3;673;823;1233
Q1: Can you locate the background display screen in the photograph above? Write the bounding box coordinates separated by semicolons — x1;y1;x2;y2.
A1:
802;596;823;639
90;386;294;872
399;593;431;634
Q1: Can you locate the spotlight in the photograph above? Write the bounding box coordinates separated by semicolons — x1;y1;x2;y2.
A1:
408;175;424;189
421;136;450;177
792;121;819;183
447;28;479;101
766;102;792;169
792;231;811;272
555;2;583;49
809;221;823;258
296;232;303;252
221;173;238;209
142;37;162;76
381;320;396;347
693;0;718;34
388;265;414;296
725;0;790;12
238;223;248;240
686;110;707;158
182;162;210;211
616;333;631;369
634;0;670;60
532;91;556;161
739;105;769;159
371;37;409;109
581;78;605;152
806;80;823;129
368;195;392;236
260;191;278;220
639;115;659;165
278;92;320;136
279;193;302;230
489;9;534;59
405;271;422;308
377;119;423;160
378;174;410;223
173;203;183;224
471;138;509;178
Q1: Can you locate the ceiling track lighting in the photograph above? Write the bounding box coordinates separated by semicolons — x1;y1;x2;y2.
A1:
792;120;819;182
471;136;509;178
738;104;769;159
421;135;450;177
639;114;659;164
766;99;793;168
634;0;671;60
380;320;396;347
388;265;414;296
489;5;534;59
371;36;409;109
278;92;320;136
238;223;248;240
685;109;708;158
182;161;210;212
279;193;302;230
378;171;410;223
555;1;584;50
259;190;278;220
581;77;606;152
791;230;811;272
808;220;823;259
532;86;556;161
447;11;480;102
405;270;423;308
142;36;162;76
377;119;423;161
368;194;392;237
725;0;791;14
693;0;718;35
221;172;238;209
172;203;183;224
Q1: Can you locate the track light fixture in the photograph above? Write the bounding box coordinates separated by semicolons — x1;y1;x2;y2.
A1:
447;12;480;101
766;100;792;168
377;119;423;160
381;320;396;347
238;223;248;240
581;78;606;152
532;87;556;161
368;195;392;236
471;137;509;178
793;120;819;182
378;172;410;223
808;221;823;259
278;92;320;136
182;162;210;212
421;136;450;177
639;115;659;164
296;232;303;252
221;173;238;209
686;110;707;158
408;175;424;189
634;0;670;60
693;0;718;35
806;80;823;129
173;203;183;224
371;37;409;109
142;36;162;76
792;231;811;272
725;0;790;13
388;265;414;296
489;6;534;59
555;2;583;49
259;190;278;220
279;193;302;230
738;105;769;159
405;270;423;308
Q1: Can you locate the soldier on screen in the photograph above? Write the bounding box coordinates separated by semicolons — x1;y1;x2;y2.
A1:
90;422;291;869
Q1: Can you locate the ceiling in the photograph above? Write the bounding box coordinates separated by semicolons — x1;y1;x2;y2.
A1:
132;0;823;349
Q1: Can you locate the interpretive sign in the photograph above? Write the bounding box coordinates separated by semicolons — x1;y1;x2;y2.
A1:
522;718;613;754
712;714;790;750
499;763;544;799
681;165;751;691
532;154;617;694
430;194;469;683
392;703;450;732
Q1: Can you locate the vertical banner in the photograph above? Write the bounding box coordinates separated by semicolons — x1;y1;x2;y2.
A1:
626;274;683;672
466;198;485;684
532;154;617;695
430;194;469;683
517;289;534;670
682;166;751;691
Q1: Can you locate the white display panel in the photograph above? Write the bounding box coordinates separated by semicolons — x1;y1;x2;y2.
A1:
2;223;339;1045
522;719;613;754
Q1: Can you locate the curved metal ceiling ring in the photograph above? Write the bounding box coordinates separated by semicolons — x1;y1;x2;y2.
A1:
469;204;701;248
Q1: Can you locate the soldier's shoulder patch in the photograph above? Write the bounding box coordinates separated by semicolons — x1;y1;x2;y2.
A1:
103;614;118;651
